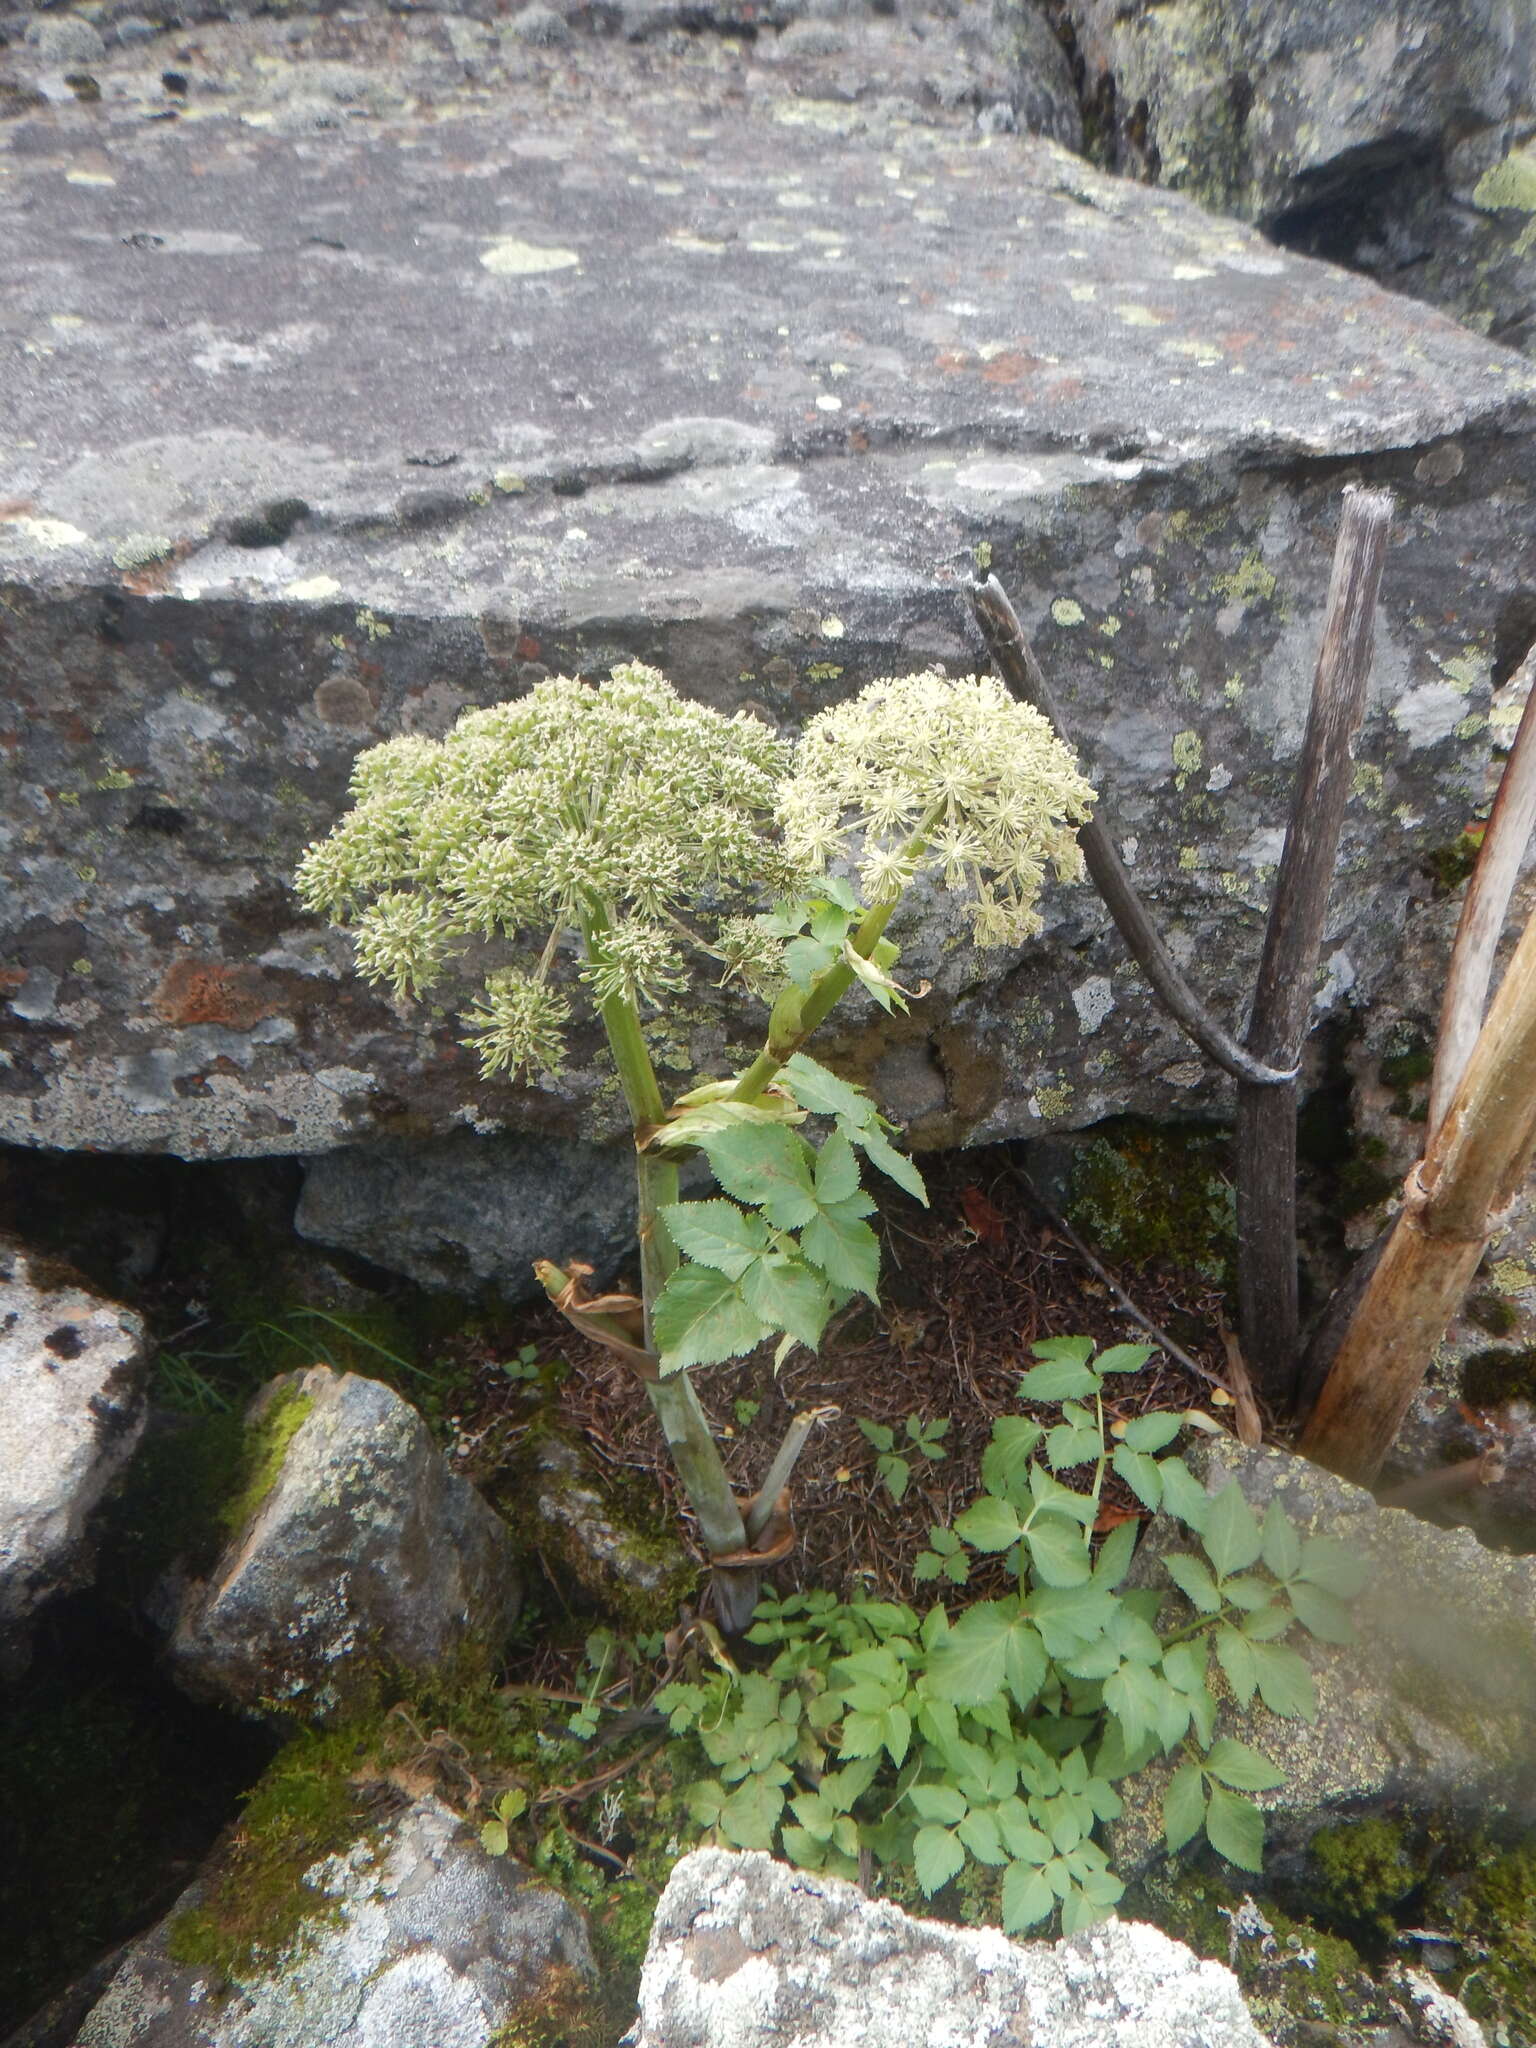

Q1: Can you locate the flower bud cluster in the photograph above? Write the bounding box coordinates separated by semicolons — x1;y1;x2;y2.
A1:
778;670;1095;945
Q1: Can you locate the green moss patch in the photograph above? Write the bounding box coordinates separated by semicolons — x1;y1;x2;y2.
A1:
165;1721;384;1981
1066;1121;1236;1283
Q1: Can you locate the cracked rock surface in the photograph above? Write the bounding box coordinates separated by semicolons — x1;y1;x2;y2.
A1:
3;8;1536;1176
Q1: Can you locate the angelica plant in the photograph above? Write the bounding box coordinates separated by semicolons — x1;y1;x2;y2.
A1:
297;661;1093;1628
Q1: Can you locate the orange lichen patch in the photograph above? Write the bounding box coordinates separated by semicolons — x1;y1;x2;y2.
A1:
0;499;37;521
153;957;278;1029
980;352;1040;384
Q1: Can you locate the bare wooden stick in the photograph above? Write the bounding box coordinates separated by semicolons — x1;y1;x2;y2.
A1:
1236;486;1394;1411
1302;899;1536;1483
1428;643;1536;1139
967;573;1294;1091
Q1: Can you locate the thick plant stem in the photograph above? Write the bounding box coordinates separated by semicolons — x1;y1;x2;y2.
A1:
730;809;943;1106
1235;486;1392;1413
1302;900;1536;1484
579;909;758;1630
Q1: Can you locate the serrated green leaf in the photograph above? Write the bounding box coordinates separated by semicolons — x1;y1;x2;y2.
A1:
1205;1784;1265;1873
958;1807;1006;1865
995;1797;1050;1863
1159;1459;1211;1532
928;1604;1044;1709
1163;1552;1222;1613
909;1781;968;1826
850;1123;929;1205
1249;1641;1317;1720
1047;1421;1102;1470
1112;1443;1164;1510
1297;1534;1369;1599
814;1129;862;1205
1162;1762;1207;1853
660;1199;772;1278
480;1819;509;1856
882;1703;912;1765
1032;1582;1117;1657
1093;1518;1139;1589
810;899;854;946
1287;1580;1354;1644
784;934;838;990
1025;1517;1093;1588
1019;1358;1101;1401
878;1453;911;1502
1202;1481;1264;1578
839;1710;889;1760
654;1265;770;1372
1001;1860;1056;1932
1028;1466;1098;1524
1203;1738;1287;1792
700;1123;820;1229
740;1255;834;1352
1215;1624;1257;1705
954;1494;1024;1552
1121;1412;1183;1453
780;1052;877;1125
857;1419;895;1453
1221;1574;1277;1612
981;1416;1043;1498
1104;1661;1166;1749
914;1824;966;1895
719;1777;785;1850
1032;1336;1097;1366
1260;1498;1303;1580
1095;1343;1155;1374
801;1202;881;1299
1239;1601;1293;1641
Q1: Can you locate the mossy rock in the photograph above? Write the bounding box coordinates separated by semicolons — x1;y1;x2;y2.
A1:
1065;1120;1236;1283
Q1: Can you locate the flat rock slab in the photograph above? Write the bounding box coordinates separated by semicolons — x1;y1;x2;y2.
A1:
4;15;1536;1160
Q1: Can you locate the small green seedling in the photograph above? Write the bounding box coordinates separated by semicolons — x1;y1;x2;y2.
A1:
858;1414;951;1502
480;1788;528;1857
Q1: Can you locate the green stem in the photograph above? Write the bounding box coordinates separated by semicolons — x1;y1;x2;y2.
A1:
577;906;752;1613
731;804;946;1106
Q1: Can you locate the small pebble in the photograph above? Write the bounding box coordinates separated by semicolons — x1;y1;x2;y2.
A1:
24;11;107;60
502;4;571;45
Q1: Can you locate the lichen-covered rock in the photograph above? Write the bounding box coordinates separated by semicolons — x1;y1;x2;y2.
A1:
626;1847;1268;2048
1062;0;1533;228
0;1236;147;1667
1112;1437;1536;1875
167;1368;522;1721
73;1796;599;2048
294;1125;637;1300
532;1435;697;1625
4;12;1536;1171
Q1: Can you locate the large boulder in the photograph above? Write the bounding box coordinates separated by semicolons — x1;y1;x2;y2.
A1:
293;1126;636;1301
73;1795;600;2048
167;1368;522;1721
3;10;1535;1175
0;1236;147;1668
626;1846;1266;2048
1060;0;1534;230
1112;1436;1536;1875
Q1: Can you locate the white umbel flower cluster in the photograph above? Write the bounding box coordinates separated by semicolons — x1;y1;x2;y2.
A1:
296;662;1096;1080
295;663;794;1075
778;670;1095;946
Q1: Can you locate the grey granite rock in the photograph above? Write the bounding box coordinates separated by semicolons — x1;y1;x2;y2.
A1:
1112;1437;1536;1876
0;1236;147;1666
626;1847;1268;2048
1062;0;1534;229
294;1126;638;1300
3;13;1535;1169
74;1796;599;2047
23;9;104;60
167;1366;522;1721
